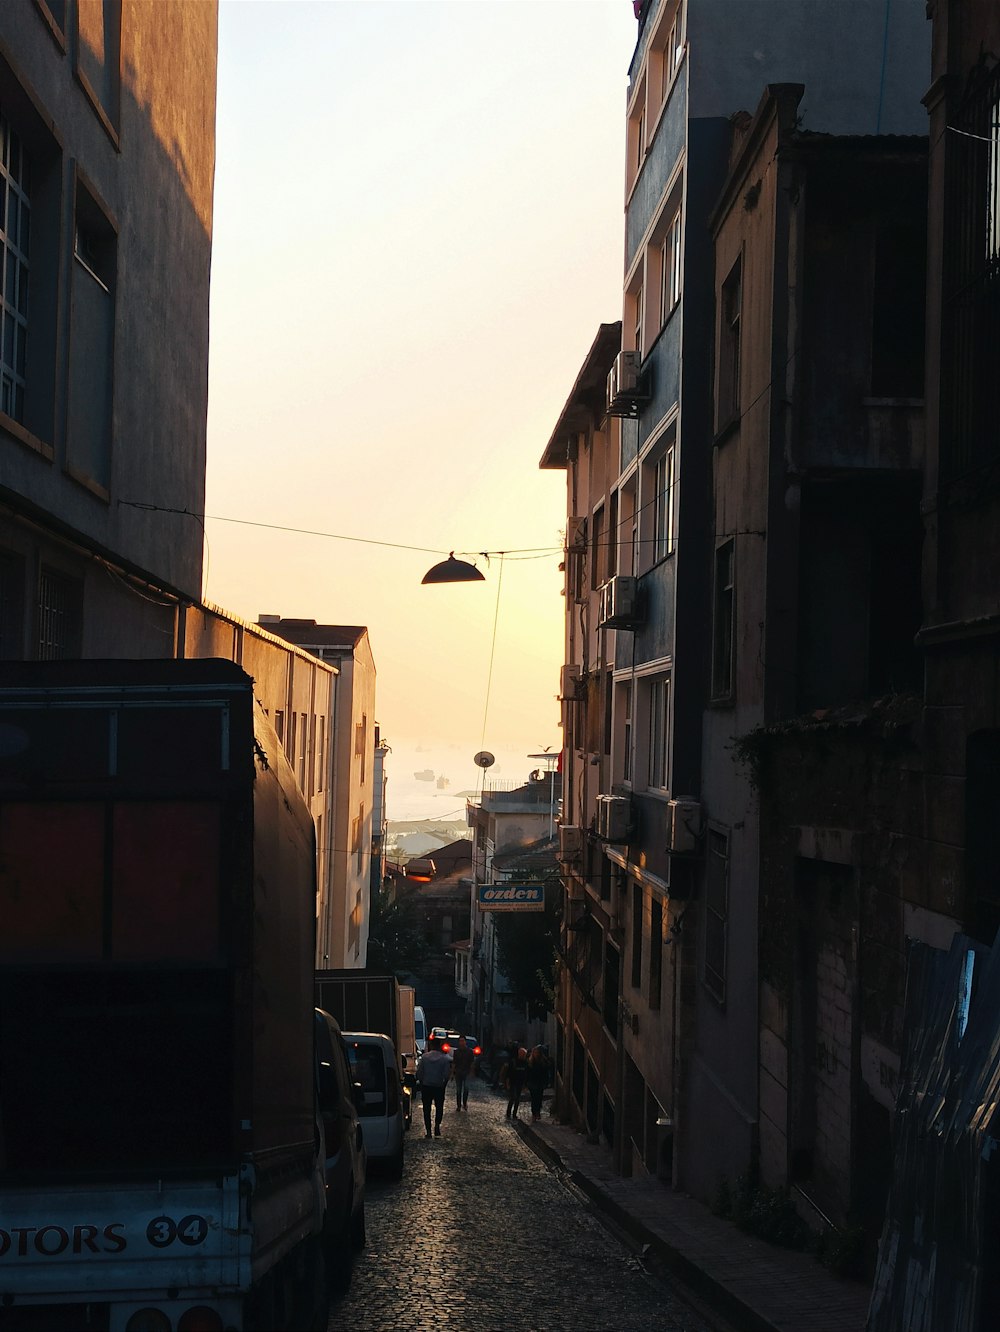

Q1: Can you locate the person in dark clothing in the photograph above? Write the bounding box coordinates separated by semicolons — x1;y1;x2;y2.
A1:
415;1036;451;1137
451;1036;475;1110
504;1045;529;1119
525;1045;551;1122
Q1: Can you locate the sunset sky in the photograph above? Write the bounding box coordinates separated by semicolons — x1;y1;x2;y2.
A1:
205;0;638;817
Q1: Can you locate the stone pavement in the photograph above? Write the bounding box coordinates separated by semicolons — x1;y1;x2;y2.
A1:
513;1110;872;1332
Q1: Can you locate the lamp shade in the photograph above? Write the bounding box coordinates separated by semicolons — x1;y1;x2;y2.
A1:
421;553;485;584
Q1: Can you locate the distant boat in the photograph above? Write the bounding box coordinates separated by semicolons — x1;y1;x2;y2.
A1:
414;769;435;781
436;775;450;789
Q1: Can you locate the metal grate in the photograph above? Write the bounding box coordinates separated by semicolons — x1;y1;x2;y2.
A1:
37;568;82;660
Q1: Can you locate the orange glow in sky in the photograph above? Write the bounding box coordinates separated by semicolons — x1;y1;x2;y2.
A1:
206;0;637;817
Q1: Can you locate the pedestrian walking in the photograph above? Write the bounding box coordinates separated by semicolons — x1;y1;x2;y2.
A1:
504;1044;529;1119
525;1045;551;1122
451;1036;475;1110
415;1036;451;1137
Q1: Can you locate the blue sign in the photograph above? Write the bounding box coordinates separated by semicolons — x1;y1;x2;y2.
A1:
477;883;545;912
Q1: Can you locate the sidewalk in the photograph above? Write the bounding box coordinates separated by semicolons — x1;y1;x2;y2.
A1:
513;1110;871;1332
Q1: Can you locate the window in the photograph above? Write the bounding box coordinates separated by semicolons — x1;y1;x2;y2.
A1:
0;111;30;424
617;478;638;577
75;0;122;141
712;540;735;700
647;676;670;790
668;7;684;74
631;882;643;990
649;897;663;1010
274;710;285;744
650;445;674;562
591;505;605;590
603;941;620;1035
297;713;307;788
626;73;648;197
704;829;729;1002
317;715;325;793
68;179;116;491
288;711;297;765
659;209;682;326
0;549;24;658
37;567;82;659
622;682;633;783
717;256;742;429
631;280;644;359
640;431;675;572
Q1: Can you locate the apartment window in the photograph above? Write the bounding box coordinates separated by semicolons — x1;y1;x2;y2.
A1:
297;713;307;790
717;256;742;429
712;540;735;700
650;445;674;562
989;91;1000;266
591;505;605;590
607;491;619;579
668;7;684;74
626;74;648;196
618;478;638;577
649;897;663;1010
631;280;644;359
704;829;729;1002
0;550;24;659
68;179;116;491
0;112;30;424
631;882;643;990
317;715;326;793
288;711;297;766
37;568;82;660
75;0;122;141
603;941;620;1035
274;709;285;744
636;104;645;174
622;682;633;783
659;208;682;326
647;676;670;791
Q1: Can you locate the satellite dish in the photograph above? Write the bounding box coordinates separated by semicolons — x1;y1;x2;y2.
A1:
473;751;495;769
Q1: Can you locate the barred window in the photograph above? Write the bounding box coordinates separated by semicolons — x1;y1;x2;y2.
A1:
0;110;30;424
37;568;82;660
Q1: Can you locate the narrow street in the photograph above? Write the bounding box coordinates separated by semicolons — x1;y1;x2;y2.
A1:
328;1080;722;1332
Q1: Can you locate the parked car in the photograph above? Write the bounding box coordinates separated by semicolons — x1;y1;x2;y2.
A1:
343;1032;406;1179
414;1004;427;1054
315;1009;367;1291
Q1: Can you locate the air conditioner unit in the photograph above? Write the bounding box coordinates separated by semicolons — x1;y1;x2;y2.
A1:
559;664;583;699
596;794;632;843
606;350;648;417
598;575;642;629
558;824;583;861
566;516;587;554
667;797;702;854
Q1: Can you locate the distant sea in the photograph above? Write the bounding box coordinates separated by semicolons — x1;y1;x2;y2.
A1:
383;739;555;825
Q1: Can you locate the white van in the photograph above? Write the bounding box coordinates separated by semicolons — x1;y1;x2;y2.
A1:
413;1005;427;1055
342;1032;406;1179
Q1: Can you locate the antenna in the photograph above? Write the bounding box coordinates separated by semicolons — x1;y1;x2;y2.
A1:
473;750;495;769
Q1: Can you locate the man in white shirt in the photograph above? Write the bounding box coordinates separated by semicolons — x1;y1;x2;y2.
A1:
415;1036;451;1137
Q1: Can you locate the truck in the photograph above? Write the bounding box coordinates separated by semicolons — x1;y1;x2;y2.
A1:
0;659;338;1331
314;970;418;1125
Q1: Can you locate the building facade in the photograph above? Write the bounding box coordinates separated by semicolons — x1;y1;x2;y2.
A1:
545;0;929;1203
259;617;377;969
0;0;217;658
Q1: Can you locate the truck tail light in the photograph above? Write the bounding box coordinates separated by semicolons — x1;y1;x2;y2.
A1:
178;1308;224;1332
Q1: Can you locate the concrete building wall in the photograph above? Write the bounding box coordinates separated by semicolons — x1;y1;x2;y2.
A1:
0;1;217;619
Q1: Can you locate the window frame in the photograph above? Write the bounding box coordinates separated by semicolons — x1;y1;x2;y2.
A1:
704;827;729;1004
716;254;743;433
711;539;735;702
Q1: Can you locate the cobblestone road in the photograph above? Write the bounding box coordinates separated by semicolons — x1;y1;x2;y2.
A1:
327;1079;719;1332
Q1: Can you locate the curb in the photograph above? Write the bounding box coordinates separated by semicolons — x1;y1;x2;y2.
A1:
513;1117;779;1332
